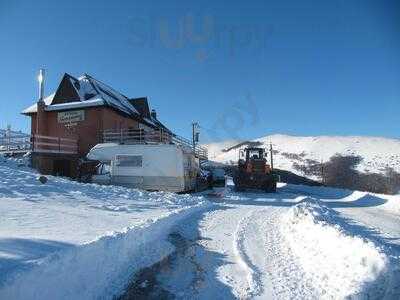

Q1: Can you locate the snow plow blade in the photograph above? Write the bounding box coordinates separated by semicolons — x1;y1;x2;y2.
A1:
233;173;278;192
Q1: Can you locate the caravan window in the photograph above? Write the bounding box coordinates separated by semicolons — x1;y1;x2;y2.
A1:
115;155;143;167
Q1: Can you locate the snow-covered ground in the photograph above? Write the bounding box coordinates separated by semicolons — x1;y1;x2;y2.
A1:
1;156;399;299
0;157;210;299
206;134;400;176
142;184;399;299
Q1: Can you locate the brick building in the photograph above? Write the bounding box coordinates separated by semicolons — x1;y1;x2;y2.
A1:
22;73;171;178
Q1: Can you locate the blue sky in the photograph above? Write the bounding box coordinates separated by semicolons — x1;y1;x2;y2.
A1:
0;0;399;142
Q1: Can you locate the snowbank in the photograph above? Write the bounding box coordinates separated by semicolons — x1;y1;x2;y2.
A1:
280;183;400;216
280;198;396;299
0;158;211;299
0;204;211;300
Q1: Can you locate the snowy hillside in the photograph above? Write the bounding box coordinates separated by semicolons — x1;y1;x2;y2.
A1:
206;134;400;177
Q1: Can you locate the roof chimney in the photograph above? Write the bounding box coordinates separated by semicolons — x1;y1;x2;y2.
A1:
36;69;47;135
38;69;45;103
151;109;157;119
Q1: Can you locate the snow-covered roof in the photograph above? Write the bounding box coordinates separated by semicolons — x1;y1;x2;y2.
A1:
21;93;55;114
21;74;139;116
21;73;170;132
143;117;156;126
84;75;139;116
45;98;105;111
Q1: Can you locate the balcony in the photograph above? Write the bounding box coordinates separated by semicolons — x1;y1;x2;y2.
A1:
102;128;208;160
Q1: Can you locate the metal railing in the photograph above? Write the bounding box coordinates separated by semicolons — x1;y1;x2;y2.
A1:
102;128;208;160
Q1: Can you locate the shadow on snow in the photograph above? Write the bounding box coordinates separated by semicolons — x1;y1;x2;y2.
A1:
0;238;74;287
211;187;387;209
119;205;237;300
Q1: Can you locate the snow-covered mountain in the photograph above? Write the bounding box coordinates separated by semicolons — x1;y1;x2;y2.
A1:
206;134;400;177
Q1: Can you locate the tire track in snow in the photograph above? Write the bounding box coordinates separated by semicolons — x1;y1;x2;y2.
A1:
232;207;319;299
233;210;264;298
261;208;320;299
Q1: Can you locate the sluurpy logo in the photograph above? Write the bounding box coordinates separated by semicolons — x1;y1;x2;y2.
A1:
201;92;260;143
127;13;274;63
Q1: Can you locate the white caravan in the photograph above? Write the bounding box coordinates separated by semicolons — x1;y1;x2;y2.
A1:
87;143;199;193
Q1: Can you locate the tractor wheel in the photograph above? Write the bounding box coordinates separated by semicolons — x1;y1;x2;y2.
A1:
265;181;277;193
271;181;277;193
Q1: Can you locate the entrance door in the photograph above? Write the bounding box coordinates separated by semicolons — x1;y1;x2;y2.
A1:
53;160;71;177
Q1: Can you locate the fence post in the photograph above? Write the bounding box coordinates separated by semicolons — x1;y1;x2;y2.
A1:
32;134;35;152
58;137;61;153
120;128;123;144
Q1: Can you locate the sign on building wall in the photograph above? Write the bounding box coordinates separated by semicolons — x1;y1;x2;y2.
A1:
57;110;85;124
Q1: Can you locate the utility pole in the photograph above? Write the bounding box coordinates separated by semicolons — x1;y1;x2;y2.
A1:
269;142;274;170
192;122;199;153
6;124;11;152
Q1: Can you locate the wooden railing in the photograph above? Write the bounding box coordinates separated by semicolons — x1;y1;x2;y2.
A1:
32;134;78;154
0;133;31;153
102;128;208;160
0;134;78;155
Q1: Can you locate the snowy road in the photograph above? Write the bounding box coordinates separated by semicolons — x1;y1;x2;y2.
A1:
122;185;400;299
1;158;399;299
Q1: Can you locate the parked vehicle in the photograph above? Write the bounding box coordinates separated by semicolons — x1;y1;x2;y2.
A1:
233;147;278;192
87;143;200;193
210;168;226;187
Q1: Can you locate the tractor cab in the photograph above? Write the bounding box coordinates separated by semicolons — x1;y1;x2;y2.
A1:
238;147;272;174
241;148;264;160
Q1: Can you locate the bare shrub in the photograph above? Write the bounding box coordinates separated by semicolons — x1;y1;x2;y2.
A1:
293;159;323;177
385;167;400;194
322;155;362;189
321;155;400;195
281;152;304;161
